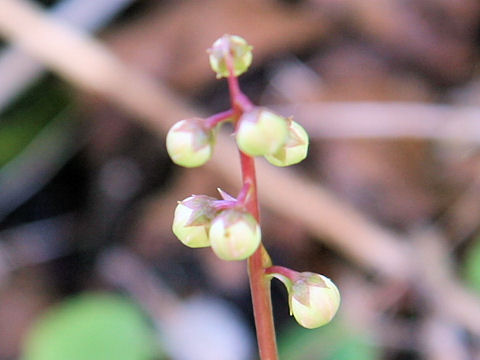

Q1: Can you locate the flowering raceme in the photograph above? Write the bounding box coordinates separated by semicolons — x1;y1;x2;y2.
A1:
166;34;339;359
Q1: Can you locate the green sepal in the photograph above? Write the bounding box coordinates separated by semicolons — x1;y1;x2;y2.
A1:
285;118;308;147
292;273;328;308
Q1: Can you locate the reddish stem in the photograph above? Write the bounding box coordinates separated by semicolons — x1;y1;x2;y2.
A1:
241;152;278;360
265;266;300;281
239;152;259;220
236;181;252;205
224;52;278;359
224;50;254;114
204;108;236;129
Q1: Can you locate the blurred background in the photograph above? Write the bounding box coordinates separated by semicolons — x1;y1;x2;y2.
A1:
0;0;479;359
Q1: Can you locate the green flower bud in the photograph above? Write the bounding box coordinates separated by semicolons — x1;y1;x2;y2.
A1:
172;195;218;248
291;272;340;329
265;120;309;167
208;34;253;78
236;108;288;157
209;209;261;261
166;118;214;168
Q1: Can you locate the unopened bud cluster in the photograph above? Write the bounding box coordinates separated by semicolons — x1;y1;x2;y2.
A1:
172;194;261;261
167;108;309;169
166;34;339;333
166;35;309;170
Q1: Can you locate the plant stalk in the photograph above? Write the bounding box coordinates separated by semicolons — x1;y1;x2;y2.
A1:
225;52;278;360
265;265;300;281
240;151;278;360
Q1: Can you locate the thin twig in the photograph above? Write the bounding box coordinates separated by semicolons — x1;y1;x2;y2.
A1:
0;0;197;131
442;172;480;245
97;247;178;316
0;215;74;282
0;0;136;111
411;226;480;335
421;316;470;360
274;102;480;143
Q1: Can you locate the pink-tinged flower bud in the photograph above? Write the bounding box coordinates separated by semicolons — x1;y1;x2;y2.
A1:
172;195;218;248
236;108;288;157
291;272;340;329
209;209;261;261
265;120;309;167
166;119;214;168
208;34;253;78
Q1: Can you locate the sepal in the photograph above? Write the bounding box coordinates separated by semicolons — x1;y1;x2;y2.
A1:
172;195;218;248
265;119;309;167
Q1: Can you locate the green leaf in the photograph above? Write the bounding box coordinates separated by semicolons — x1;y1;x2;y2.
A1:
463;235;480;292
22;293;160;360
279;317;378;360
0;77;72;166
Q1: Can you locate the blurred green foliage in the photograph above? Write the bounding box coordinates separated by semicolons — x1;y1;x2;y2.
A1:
22;293;160;360
278;317;378;360
0;77;72;166
463;235;480;293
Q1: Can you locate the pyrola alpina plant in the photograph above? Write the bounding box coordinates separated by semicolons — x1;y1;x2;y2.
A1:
166;34;340;360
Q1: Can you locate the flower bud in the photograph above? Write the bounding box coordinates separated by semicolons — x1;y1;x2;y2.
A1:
236;108;288;157
290;272;340;329
172;195;218;248
166;118;214;168
208;34;253;78
265;120;309;167
209;209;261;261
